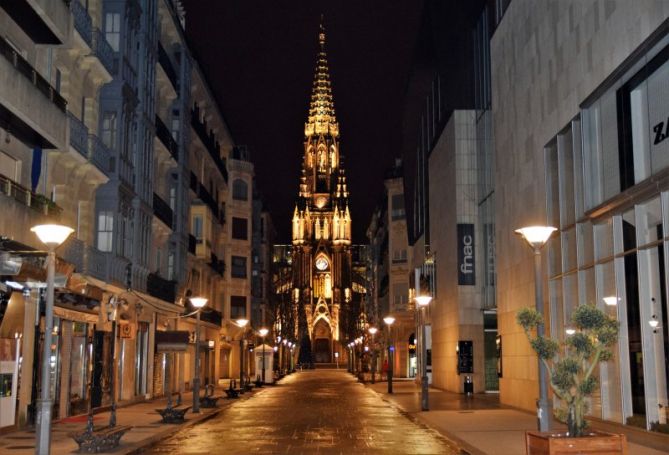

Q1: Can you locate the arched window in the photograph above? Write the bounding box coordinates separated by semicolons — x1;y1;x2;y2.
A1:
232;178;248;201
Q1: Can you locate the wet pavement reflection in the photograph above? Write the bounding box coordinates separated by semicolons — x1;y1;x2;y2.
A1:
145;369;461;454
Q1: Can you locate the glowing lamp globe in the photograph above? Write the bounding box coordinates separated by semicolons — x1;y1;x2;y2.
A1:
603;296;618;306
259;328;269;337
236;318;249;328
515;226;557;249
415;294;432;307
31;224;74;247
368;327;378;335
190;297;208;308
383;316;395;326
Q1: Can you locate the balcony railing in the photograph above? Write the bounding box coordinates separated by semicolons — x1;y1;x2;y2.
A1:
199;308;222;327
188;234;196;254
155;115;179;162
0;173;63;218
58;237;85;272
0;36;67;112
92;28;114;75
157;41;178;91
71;0;92;47
209;252;225;276
147;272;176;304
88;134;112;175
191;106;228;182
153;192;173;229
68;112;89;157
83;245;107;282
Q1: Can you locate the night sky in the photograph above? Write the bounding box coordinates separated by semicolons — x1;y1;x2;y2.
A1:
183;1;424;243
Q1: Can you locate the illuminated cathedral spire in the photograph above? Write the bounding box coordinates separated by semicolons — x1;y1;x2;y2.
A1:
304;18;339;139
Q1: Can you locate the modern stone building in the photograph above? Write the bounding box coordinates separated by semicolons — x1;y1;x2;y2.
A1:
492;0;669;429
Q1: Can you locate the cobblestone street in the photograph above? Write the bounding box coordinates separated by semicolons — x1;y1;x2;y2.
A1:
145;370;462;454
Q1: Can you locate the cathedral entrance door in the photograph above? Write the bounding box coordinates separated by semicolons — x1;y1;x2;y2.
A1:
314;339;331;363
312;319;332;363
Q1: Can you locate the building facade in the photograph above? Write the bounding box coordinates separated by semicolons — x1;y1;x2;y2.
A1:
492;0;669;429
0;0;254;431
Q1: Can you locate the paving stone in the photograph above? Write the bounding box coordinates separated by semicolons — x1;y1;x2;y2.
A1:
145;369;462;454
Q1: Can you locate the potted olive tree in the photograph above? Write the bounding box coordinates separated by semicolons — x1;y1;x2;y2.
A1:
517;304;628;454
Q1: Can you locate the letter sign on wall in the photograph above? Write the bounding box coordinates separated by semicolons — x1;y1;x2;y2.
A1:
457;224;475;285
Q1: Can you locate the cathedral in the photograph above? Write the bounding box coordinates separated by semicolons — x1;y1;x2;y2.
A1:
290;21;357;364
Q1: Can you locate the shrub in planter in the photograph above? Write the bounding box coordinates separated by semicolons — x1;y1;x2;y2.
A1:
517;304;619;437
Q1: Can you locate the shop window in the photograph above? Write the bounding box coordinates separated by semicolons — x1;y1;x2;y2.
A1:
232;217;248;240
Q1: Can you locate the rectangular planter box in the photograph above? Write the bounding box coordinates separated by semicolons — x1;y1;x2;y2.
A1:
525;430;628;455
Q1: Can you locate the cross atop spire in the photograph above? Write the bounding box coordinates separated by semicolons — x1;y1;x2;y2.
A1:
305;16;339;138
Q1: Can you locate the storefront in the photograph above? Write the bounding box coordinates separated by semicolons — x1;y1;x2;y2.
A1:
544;34;669;428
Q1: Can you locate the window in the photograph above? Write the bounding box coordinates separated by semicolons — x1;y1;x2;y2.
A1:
167;252;175;280
231;256;247;278
232;217;248;240
101;111;117;149
392;249;407;263
391;194;406;220
392;283;409;308
0;151;19;181
230;296;246;319
104;12;121;52
193;215;203;240
232;179;248;201
97;211;114;252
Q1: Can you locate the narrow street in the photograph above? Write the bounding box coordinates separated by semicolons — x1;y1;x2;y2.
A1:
145;369;462;454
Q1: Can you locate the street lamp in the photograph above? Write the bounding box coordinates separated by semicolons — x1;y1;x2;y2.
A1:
368;327;378;383
515;225;556;432
236;318;249;389
383;316;395;393
31;223;74;454
190;297;208;413
416;284;432;411
259;328;269;383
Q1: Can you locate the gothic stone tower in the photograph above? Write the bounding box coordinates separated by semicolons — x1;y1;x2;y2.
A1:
291;21;352;364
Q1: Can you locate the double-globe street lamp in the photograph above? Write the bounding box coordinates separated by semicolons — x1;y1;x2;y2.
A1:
416;287;433;411
515;225;556;432
31;223;74;455
236;318;249;388
259;327;269;383
190;297;208;413
383;316;395;393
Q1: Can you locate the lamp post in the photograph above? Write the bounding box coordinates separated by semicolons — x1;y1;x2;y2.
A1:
190;297;208;413
236;319;249;389
383;316;395;393
259;328;268;383
368;327;378;383
416;290;432;411
515;225;556;432
31;223;74;455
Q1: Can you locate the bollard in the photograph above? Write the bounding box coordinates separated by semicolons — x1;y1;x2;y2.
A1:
464;375;473;396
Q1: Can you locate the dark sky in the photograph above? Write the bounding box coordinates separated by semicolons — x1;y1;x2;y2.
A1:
183;1;424;243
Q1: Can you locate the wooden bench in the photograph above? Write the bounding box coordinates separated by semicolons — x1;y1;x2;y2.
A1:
156;392;190;423
69;411;132;453
200;384;221;408
225;380;242;399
